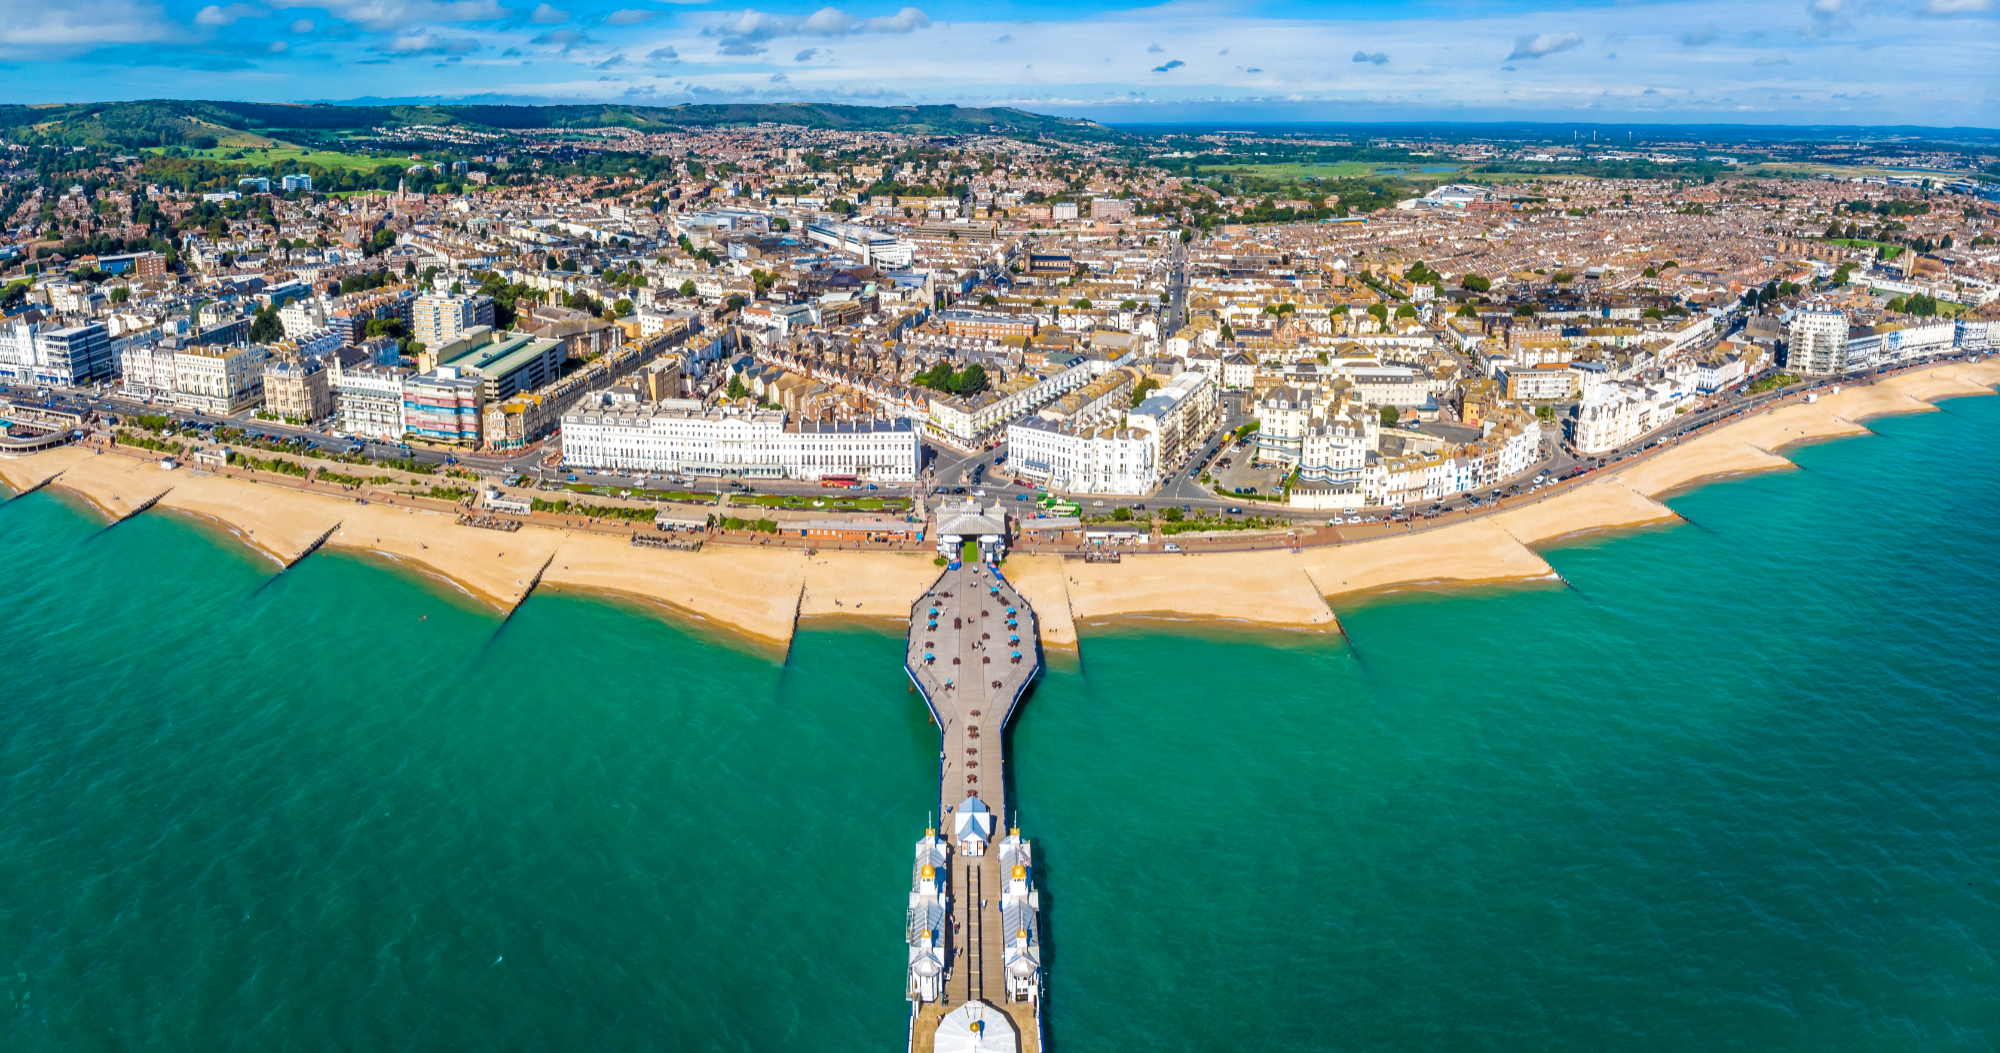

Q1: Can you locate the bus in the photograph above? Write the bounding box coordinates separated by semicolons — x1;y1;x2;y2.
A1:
820;474;859;488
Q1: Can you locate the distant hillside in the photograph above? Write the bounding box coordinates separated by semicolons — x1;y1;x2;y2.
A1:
0;100;1121;150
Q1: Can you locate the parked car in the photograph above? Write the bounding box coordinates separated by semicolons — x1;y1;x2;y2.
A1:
1163;543;1182;553
1226;507;1243;515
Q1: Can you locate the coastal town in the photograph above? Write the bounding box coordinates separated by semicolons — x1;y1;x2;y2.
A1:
3;113;1998;548
4;102;2000;1053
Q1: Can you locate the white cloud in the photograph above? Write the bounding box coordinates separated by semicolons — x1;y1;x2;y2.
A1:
264;0;508;30
530;26;589;47
195;3;266;25
0;0;187;54
289;16;314;30
1352;49;1387;64
1917;0;1991;14
267;38;288;50
382;30;479;51
604;8;653;23
711;6;931;41
1506;31;1582;59
529;3;568;23
1679;23;1719;45
1803;0;1850;37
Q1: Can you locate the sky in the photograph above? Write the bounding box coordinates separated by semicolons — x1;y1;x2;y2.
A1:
0;0;1995;127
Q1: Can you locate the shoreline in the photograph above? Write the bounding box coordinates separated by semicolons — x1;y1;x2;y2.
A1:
4;360;1995;648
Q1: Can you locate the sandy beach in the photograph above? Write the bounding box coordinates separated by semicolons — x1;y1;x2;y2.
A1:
5;359;1996;647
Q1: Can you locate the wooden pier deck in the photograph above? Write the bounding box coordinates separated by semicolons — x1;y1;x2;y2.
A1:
906;561;1043;1053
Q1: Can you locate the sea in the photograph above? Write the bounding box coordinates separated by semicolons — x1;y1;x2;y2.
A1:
3;391;1997;1052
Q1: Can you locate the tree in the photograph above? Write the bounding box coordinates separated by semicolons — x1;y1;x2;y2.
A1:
1111;506;1132;521
679;279;698;297
249;305;283;344
1159;291;1171;303
1073;298;1092;310
1380;405;1399;426
1120;299;1139;311
1461;273;1491;293
1513;304;1535;317
1366;303;1388;323
980;294;1000;306
1455;304;1477;319
613;298;633;316
726;374;748;400
1162;506;1183;522
110;285;130;305
1394;304;1417;319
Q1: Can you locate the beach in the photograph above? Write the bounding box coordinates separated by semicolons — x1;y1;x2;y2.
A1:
5;359;1996;647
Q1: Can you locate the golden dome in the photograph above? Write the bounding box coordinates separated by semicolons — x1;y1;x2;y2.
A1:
921;864;936;879
1011;864;1026;879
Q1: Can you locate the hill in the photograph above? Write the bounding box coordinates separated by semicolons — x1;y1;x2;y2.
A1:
0;100;1121;150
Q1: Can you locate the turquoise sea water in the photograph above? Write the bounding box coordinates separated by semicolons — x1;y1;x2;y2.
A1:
4;392;1998;1051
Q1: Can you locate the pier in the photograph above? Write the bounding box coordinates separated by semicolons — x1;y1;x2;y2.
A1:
903;559;1044;1053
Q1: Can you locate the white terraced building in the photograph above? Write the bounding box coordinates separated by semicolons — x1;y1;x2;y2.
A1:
560;401;920;481
1005;415;1158;495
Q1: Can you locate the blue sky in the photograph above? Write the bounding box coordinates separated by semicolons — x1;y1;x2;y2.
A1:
1;0;1995;126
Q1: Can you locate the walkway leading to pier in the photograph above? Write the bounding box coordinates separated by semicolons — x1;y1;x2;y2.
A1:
905;561;1043;1053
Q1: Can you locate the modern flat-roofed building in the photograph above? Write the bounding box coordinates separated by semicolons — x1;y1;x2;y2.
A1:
403;367;485;445
37;323;113;385
433;329;566;403
805;219;914;267
413;293;480;350
1787;309;1849;376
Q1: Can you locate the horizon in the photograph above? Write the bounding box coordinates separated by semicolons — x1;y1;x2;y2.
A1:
1;0;1995;128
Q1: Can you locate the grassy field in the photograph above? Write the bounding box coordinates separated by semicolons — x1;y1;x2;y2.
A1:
736;493;911;512
143;144;409;172
1822;237;1905;257
1747;162;1974;182
1198;161;1460;180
